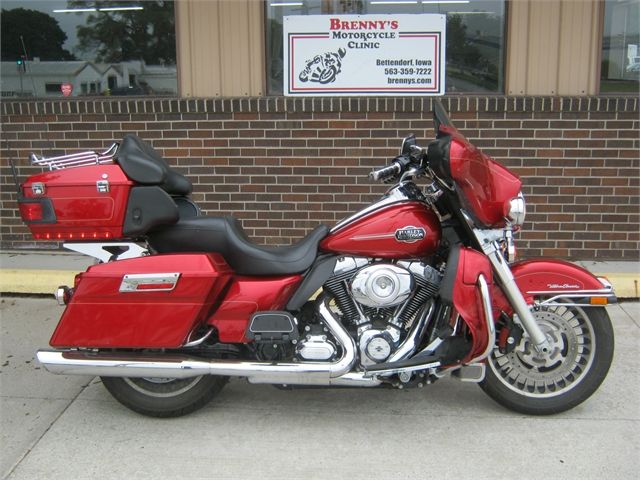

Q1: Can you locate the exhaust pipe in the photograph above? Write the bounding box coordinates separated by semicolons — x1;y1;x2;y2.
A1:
37;296;358;386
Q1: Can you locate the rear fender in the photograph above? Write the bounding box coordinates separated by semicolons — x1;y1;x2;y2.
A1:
492;259;616;314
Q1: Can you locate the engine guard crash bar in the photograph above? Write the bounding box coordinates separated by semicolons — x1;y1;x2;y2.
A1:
363;273;494;378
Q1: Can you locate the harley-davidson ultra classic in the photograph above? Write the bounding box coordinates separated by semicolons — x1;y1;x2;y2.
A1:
17;100;615;417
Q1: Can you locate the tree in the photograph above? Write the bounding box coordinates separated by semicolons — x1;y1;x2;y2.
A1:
70;0;176;64
1;8;75;61
446;14;481;69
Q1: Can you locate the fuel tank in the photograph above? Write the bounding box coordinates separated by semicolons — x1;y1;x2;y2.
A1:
320;201;441;259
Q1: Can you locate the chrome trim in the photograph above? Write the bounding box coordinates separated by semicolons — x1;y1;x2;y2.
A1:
330;372;382;387
386;300;435;363
364;360;441;377
30;143;118;170
331;184;416;233
507;191;526;226
55;287;68;306
351;263;414;308
119;273;180;293
525;278;616;307
184;328;214;347
504;229;516;262
31;182;45;196
467;274;496;364
96;180;110;193
36;296;358;386
451;364;486;383
63;242;148;263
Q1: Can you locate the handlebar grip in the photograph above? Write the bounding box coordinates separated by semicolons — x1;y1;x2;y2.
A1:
369;162;401;182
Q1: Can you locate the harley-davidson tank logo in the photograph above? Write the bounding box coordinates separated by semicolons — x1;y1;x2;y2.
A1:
395;226;426;243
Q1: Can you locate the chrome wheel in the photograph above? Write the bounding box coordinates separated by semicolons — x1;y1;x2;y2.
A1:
102;374;228;417
123;376;205;398
480;305;613;415
488;305;595;398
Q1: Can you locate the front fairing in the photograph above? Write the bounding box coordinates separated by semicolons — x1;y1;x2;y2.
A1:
431;124;522;228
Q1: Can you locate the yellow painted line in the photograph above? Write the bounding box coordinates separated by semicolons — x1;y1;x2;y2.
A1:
0;269;78;295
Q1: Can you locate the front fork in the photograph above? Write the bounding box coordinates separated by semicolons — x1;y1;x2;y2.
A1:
474;229;552;356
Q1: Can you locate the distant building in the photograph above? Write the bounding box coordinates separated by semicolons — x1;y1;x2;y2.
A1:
0;59;177;97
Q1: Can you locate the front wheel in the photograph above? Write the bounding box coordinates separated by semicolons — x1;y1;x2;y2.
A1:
101;375;228;417
480;304;614;415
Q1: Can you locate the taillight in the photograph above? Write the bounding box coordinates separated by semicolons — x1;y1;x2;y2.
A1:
19;202;44;222
17;197;56;224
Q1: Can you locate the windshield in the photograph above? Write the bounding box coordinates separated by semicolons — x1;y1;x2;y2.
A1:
433;99;453;134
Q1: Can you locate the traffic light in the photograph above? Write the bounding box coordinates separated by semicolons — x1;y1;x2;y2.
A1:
16;56;26;73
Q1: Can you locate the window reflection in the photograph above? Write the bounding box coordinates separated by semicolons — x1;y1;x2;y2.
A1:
601;0;640;93
0;0;177;98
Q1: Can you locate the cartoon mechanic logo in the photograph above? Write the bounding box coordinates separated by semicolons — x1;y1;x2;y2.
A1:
299;48;347;84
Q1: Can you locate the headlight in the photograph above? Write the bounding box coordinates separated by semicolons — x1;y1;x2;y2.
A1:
506;192;526;226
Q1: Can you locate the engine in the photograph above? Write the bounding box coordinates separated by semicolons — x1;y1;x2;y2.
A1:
295;257;441;366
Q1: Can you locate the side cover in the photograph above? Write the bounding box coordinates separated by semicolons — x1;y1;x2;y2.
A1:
50;254;232;348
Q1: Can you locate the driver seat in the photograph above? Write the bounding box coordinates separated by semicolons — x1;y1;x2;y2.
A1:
148;217;328;276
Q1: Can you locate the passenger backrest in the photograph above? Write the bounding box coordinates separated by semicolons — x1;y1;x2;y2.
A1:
116;134;192;196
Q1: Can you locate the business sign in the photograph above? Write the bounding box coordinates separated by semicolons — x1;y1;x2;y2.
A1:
283;14;445;96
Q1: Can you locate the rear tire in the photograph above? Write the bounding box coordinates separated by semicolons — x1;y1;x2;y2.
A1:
480;305;614;415
101;375;228;418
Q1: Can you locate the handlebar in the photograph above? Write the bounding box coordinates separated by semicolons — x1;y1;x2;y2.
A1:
369;162;402;182
369;150;425;183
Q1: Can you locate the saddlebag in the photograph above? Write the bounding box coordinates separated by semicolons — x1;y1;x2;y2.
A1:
50;254;232;349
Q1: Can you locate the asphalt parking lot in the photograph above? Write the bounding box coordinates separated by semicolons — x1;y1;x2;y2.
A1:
1;297;638;480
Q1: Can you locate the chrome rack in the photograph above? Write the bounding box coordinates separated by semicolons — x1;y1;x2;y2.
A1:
30;143;119;170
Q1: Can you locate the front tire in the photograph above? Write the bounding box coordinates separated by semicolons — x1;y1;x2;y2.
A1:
101;375;228;417
480;304;614;415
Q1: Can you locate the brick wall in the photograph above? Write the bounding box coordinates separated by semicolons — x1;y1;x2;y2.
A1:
1;96;638;260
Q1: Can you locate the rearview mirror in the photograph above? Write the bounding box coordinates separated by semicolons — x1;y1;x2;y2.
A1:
401;134;416;155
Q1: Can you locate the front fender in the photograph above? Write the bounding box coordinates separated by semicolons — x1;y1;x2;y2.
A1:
492;258;616;313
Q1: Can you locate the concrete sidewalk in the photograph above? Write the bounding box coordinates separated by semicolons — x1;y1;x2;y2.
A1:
1;297;638;479
1;249;638;298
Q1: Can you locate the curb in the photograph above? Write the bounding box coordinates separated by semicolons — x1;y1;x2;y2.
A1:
0;267;637;299
0;269;78;295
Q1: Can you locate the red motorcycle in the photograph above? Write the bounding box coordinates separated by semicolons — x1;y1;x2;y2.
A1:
16;100;615;417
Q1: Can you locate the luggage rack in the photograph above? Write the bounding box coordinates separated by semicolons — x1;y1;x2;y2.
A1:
30;143;119;170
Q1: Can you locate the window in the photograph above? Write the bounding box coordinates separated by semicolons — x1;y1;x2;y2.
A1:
0;0;177;98
45;82;63;94
601;0;640;93
265;0;506;94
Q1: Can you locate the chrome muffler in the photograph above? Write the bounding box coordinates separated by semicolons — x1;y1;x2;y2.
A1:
37;296;361;386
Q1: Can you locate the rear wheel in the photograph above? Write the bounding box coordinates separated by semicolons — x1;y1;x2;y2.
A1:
480;304;614;415
101;375;228;417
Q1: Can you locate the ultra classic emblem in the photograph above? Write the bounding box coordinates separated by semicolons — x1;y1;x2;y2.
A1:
395;226;426;243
